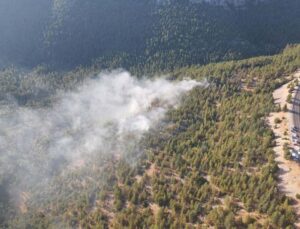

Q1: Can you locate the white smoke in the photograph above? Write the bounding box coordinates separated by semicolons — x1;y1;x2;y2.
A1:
0;70;204;189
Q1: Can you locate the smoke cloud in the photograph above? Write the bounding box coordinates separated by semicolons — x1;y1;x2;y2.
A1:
0;70;205;209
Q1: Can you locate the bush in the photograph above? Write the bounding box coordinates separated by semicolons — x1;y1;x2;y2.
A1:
286;94;292;103
283;143;292;160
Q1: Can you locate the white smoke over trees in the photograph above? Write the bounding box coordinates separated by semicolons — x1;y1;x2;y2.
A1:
0;71;205;205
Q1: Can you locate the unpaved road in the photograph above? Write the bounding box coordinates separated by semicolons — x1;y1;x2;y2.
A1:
293;83;300;135
268;70;300;227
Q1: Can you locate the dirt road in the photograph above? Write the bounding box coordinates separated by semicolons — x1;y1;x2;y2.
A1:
268;70;300;227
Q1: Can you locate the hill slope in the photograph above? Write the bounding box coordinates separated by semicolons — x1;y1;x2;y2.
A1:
1;44;299;228
0;0;299;70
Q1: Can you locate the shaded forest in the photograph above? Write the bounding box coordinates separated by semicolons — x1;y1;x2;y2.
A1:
0;0;299;70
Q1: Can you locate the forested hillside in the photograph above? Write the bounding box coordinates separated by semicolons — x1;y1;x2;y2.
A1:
1;44;299;228
1;0;300;228
0;0;299;70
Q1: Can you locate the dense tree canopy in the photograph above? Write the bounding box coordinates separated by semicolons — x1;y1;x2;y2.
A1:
0;0;299;69
1;0;300;227
0;44;299;229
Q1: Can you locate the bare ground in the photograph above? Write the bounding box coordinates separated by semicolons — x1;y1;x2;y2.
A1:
267;71;300;227
18;191;30;214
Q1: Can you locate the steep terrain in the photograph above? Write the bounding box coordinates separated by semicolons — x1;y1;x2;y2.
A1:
1;1;300;228
0;0;299;70
0;44;299;229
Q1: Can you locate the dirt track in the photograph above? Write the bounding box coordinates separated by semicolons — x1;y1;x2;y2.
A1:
268;70;300;227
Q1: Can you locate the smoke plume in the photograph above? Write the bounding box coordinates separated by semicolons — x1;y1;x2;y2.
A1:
0;70;204;208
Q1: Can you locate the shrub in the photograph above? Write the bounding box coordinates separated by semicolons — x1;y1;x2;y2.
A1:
286;94;292;103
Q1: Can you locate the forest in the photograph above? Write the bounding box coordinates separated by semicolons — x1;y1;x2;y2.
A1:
0;0;299;71
1;0;300;228
0;44;299;228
